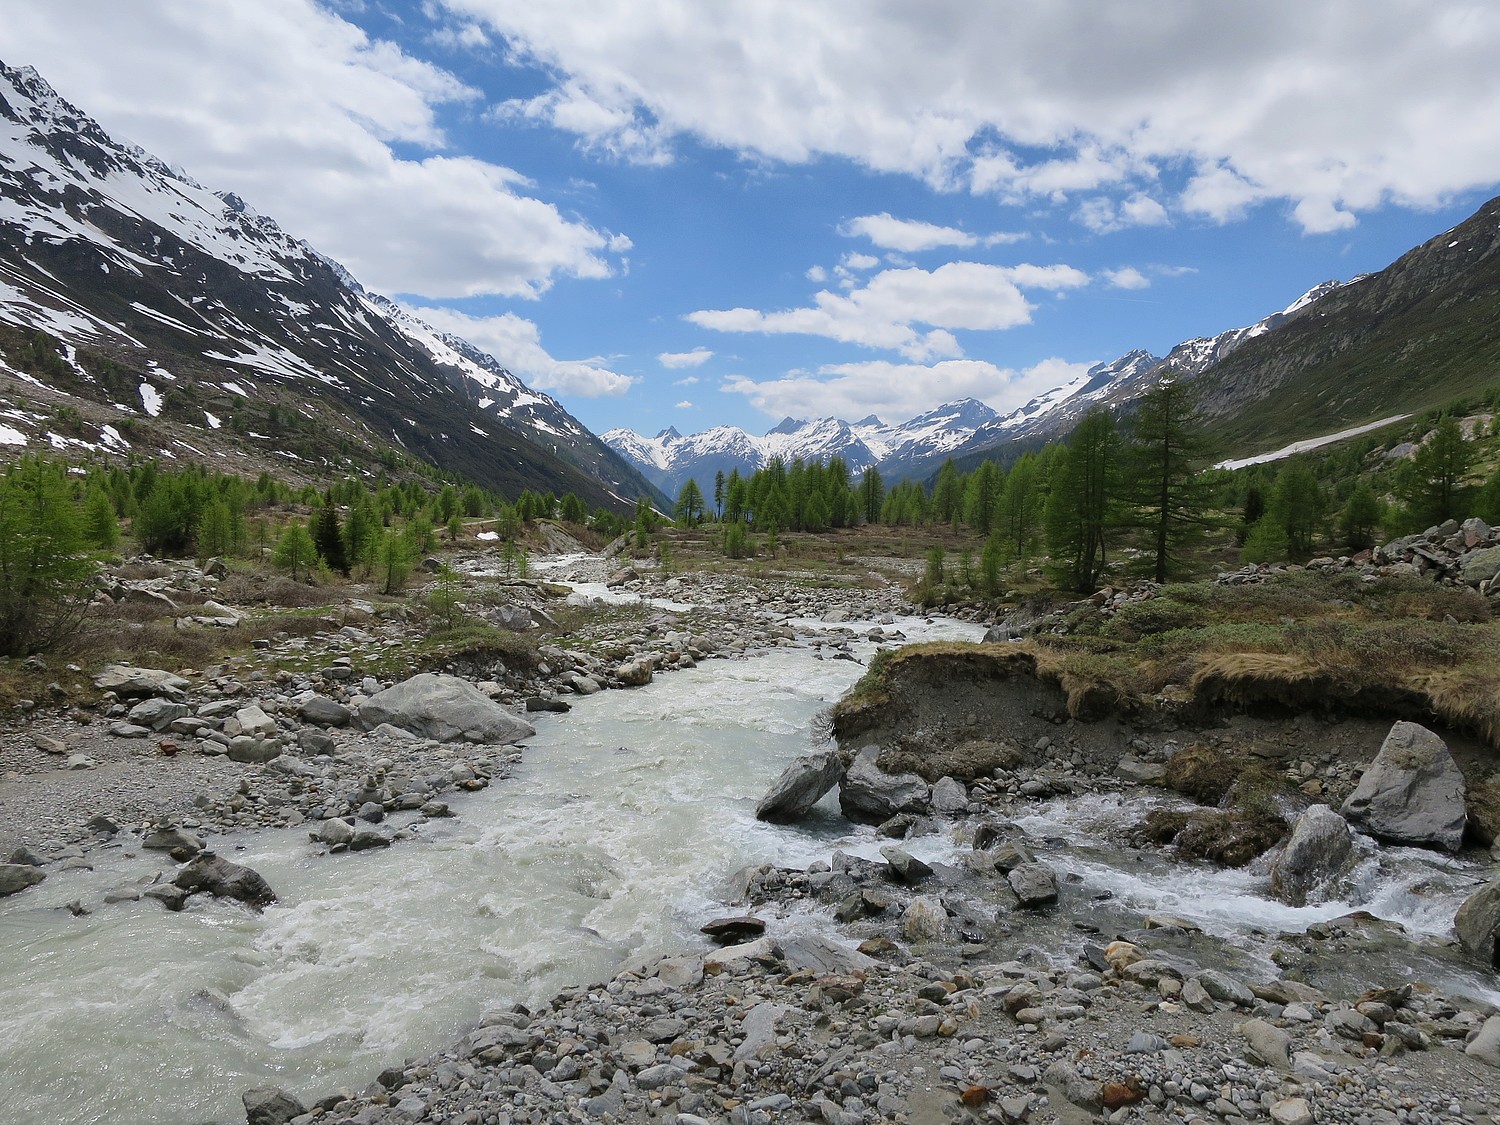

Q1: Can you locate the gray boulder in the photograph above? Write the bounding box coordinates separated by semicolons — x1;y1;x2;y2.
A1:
929;776;969;815
127;697;191;731
1007;861;1059;908
1339;721;1467;851
243;1086;306;1125
1468;1015;1500;1068
1454;878;1500;969
142;825;205;855
755;752;844;822
173;853;277;909
1461;545;1500;587
358;673;535;744
1270;804;1355;906
0;864;45;897
298;695;352;727
839;746;930;824
94;664;191;700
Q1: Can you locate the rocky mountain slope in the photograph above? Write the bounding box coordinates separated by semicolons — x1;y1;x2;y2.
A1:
0;61;660;508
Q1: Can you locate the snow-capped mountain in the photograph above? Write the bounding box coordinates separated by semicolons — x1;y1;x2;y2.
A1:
604;398;999;494
945;280;1353;468
0;60;658;507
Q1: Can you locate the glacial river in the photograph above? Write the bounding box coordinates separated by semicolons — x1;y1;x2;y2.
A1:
0;595;1494;1124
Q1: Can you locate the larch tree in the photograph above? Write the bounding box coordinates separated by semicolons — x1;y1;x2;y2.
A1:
1120;380;1217;583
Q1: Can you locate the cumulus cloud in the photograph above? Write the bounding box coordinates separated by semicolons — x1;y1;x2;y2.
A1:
1077;193;1171;234
722;357;1095;423
675;400;694;409
0;1;625;299
659;347;714;368
406;305;636;396
439;0;1500;232
688;261;1090;361
673;375;700;386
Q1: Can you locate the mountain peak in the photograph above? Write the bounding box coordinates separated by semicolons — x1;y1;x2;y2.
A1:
767;416;808;436
654;425;683;441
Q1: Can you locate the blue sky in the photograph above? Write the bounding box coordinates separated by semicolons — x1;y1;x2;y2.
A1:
3;1;1500;439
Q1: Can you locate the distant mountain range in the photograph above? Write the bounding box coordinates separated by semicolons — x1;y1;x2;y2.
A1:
0;61;662;509
605;279;1356;491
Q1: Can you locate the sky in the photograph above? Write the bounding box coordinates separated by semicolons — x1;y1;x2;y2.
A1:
3;1;1500;440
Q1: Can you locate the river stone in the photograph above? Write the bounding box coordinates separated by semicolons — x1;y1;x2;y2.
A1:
227;737;281;764
776;932;876;975
358;673;536;744
1270;804;1355;906
1466;1015;1500;1068
174;853;277;909
1454;877;1500;968
700;916;766;944
127;697;190;731
1339;721;1467;850
614;657;654;687
880;845;933;884
732;1002;790;1062
313;818;356;847
243;1085;306;1125
233;704;279;738
1008;861;1059;908
142;825;204;855
1197;969;1254;1007
298;695;352;727
755;751;844;822
93;664;191;700
0;864;45;896
930;776;969;815
839;746;931;824
902;895;949;941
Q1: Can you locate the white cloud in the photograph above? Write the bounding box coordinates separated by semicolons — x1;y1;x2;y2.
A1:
1077;192;1171;233
405;305;636;396
805;265;829;282
722;357;1095;423
658;347;714;368
440;0;1500;232
0;1;625;299
1103;267;1150;290
673;375;700;386
840;213;1024;252
674;400;694;409
842;252;880;270
688;261;1090;361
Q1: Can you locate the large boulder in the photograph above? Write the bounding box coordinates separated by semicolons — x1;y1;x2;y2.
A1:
1339;722;1467;851
1455;878;1500;970
1008;861;1059;908
838;746;931;824
93;664;191;700
173;853;277;910
357;673;535;744
755;752;844;822
1269;805;1355;906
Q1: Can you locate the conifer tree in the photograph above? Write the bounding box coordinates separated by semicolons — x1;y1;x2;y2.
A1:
0;458;95;655
1119;380;1216;583
273;519;317;581
1044;410;1119;592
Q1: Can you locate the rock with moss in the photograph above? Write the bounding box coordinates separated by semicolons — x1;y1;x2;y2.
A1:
839;746;931;824
1164;744;1239;804
1339;721;1467;851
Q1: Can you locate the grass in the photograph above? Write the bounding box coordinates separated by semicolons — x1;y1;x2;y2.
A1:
834;568;1500;748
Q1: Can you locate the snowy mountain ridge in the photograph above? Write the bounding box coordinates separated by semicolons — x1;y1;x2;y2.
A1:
0;59;658;505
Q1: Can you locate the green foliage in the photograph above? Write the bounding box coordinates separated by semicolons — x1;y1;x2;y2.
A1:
1399;415;1472;526
197;499;243;561
1119;380;1216;582
312;494;349;574
0;458;96;655
378;530;414;594
1269;466;1323;558
1044;410;1119;591
426;567;465;632
83;485;119;550
857;467;884;524
1338;481;1384;551
674;478;706;527
1240;518;1290;563
272;519;317;581
134;473;200;556
722;520;752;559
